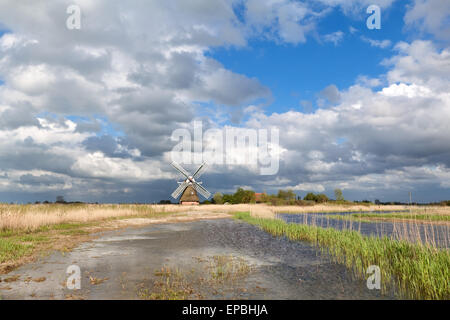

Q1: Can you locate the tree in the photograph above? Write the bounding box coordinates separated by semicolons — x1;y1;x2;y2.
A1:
316;194;329;203
277;189;296;201
261;192;270;203
334;188;344;201
223;194;234;204
56;195;65;203
213;192;224;204
232;188;255;204
304;193;317;202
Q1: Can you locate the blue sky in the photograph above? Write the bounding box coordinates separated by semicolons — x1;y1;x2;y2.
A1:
207;1;410;114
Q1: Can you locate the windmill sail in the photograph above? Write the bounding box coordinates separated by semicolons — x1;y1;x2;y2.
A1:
171;161;190;179
193;182;211;199
192;162;207;180
171;181;189;199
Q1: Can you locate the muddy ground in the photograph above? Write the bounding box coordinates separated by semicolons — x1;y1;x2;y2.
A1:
0;218;393;300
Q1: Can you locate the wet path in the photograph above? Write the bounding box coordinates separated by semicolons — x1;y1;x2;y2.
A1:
0;219;393;299
278;213;450;248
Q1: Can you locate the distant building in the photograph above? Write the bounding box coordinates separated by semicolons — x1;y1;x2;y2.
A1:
254;193;265;203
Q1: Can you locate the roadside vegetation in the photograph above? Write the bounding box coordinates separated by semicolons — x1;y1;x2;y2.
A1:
137;255;254;300
0;204;182;272
0;203;185;231
234;211;450;300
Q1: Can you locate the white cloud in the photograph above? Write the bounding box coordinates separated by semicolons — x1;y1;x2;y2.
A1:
245;0;318;44
324;31;344;45
356;75;383;88
71;152;171;181
404;0;450;41
380;83;432;98
291;183;325;193
9;64;56;96
361;36;392;48
316;0;396;14
383;41;450;90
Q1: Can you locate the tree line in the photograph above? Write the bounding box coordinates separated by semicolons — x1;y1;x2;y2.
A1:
206;188;349;205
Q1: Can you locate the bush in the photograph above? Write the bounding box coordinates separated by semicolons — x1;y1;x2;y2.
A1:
213;192;224;204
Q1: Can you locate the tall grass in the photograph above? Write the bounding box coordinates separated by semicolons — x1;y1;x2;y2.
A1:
234;211;450;300
348;213;450;222
322;211;449;248
1;203;445;232
0;203;280;231
0;203;186;231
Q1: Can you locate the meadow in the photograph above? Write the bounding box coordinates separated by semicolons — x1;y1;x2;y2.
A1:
0;202;416;231
1;203;449;300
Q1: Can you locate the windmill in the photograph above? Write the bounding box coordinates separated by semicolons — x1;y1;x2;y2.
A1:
170;161;211;205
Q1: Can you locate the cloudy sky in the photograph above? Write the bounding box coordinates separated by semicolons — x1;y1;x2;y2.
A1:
0;0;449;203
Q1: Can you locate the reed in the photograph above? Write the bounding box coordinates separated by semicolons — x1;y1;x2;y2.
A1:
348;213;449;222
0;203;186;231
234;211;450;300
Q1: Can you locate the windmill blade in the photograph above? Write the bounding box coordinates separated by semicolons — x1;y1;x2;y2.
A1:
171;181;189;199
192;162;207;180
193;182;211;199
171;161;190;179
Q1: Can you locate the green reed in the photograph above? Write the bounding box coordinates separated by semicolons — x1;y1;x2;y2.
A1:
233;211;449;300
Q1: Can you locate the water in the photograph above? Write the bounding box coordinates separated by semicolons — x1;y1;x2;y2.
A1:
277;212;450;249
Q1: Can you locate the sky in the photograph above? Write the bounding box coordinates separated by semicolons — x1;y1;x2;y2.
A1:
0;0;449;203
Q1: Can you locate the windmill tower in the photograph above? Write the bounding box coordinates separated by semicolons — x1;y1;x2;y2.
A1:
170;161;211;205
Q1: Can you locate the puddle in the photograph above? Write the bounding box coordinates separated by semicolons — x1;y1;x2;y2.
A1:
93;235;159;242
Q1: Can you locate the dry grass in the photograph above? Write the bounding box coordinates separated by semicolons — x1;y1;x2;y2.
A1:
138;255;253;300
3;203;447;231
208;255;251;283
0;203;185;231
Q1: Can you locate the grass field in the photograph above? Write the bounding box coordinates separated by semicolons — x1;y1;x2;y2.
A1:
1;202;420;232
0;203;186;231
2;202;449;299
0;205;183;272
234;211;450;300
